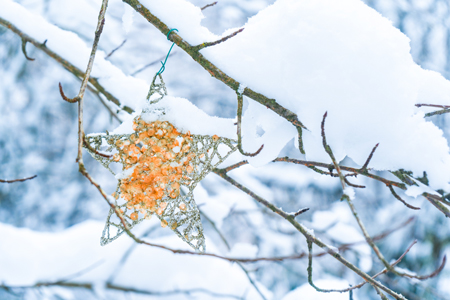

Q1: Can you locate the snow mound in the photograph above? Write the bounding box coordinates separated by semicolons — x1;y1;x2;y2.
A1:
203;0;450;190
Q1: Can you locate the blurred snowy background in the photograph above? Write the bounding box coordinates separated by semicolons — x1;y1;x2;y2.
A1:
0;0;450;299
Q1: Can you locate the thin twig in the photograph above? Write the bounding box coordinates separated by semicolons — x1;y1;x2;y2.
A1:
75;0;109;165
321;112;346;190
54;260;104;284
193;28;244;51
87;85;122;123
293;208;310;217
83;135;112;158
236;93;264;156
21;38;35;61
388;185;420;210
425;108;450;117
199;209;230;250
72;1;108;104
360;143;379;172
130;52;176;76
423;192;450;218
58;82;79;103
415;103;450;109
224;160;249;173
201;1;218;10
236;263;268;300
344;177;365;188
0;175;37;183
105;39;126;59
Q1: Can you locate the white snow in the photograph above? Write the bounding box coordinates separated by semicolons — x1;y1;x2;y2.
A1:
0;220;270;299
122;2;135;34
327;222;372;271
113;95;237;139
227;242;259;258
300;223;315;237
201;0;450;190
282;278;356;300
114;164;136;180
138;0;218;45
343;187;356;200
405;181;441;198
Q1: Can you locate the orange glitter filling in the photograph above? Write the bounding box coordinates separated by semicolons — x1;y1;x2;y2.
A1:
115;119;197;215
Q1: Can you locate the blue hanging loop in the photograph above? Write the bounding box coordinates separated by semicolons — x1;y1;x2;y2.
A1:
156;28;178;75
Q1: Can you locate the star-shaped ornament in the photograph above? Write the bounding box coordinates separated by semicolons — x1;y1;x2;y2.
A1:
84;74;237;252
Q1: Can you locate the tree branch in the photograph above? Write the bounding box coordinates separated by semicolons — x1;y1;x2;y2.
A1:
193;28;244;51
201;1;218;10
0;175;37;183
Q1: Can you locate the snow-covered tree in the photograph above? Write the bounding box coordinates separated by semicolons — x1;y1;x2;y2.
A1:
1;0;450;299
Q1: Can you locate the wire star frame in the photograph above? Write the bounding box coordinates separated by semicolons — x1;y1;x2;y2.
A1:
84;74;237;252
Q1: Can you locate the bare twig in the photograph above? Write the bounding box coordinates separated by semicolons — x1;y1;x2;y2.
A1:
130;51;177;76
223;160;249;173
200;210;230;250
236;93;264;157
423;192;450;218
87;85;122;123
54;260;104;284
360;143;379;172
71;1;108;104
0;175;37;183
105;39;126;59
201;1;218;10
82;135;112;158
58;82;78;103
193;28;244;51
74;0;109;166
388;185;420;210
415;103;450;109
416;103;450;116
425;108;450;117
293;208;310;217
21;38;35;61
236;263;267;300
321;112;346;190
307;239;346;293
343;177;365;189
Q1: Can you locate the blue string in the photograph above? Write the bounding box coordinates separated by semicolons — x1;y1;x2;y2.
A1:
156;28;179;75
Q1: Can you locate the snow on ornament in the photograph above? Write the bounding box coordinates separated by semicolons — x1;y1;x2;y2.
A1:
84;74;237;252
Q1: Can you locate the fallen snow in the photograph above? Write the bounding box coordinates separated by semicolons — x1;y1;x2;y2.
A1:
0;220;270;299
202;0;450;190
282;278;356;300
